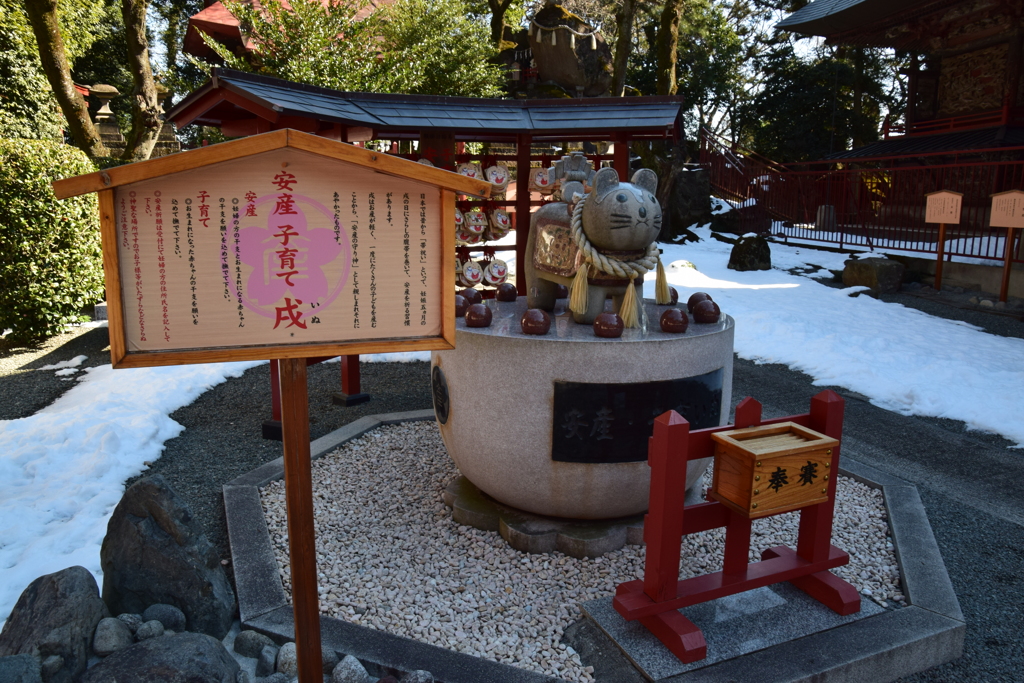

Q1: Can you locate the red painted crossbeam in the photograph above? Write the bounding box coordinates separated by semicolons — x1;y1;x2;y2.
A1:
613;543;850;620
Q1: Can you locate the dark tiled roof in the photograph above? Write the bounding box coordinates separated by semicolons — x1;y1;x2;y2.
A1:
776;0;926;36
825;127;1024;160
172;69;684;136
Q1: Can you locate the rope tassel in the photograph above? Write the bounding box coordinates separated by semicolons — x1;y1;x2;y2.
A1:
620;275;640;328
570;33;575;49
590;34;597;50
655;256;671;304
569;263;590;315
551;29;556;46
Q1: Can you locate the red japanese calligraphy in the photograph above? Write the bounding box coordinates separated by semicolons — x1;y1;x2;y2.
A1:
273;297;307;329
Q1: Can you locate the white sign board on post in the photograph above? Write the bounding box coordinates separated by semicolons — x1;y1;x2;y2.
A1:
924;190;962;225
991;190;1024;228
990;190;1024;302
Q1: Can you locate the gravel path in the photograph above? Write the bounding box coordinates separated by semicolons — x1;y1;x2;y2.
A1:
258;421;900;683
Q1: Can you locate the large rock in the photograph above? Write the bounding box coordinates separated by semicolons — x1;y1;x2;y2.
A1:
842;257;905;295
100;476;235;639
78;632;239;683
0;566;108;683
331;655;370;683
710;204;740;235
0;654;42;683
728;234;772;271
658;163;710;243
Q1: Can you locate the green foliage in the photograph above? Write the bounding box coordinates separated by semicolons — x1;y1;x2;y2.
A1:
0;0;109;141
736;44;894;162
208;0;504;97
0;0;64;140
0;138;103;343
627;0;745;136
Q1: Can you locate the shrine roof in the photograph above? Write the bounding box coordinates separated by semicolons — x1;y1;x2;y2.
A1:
776;0;927;39
168;69;685;140
823;126;1024;161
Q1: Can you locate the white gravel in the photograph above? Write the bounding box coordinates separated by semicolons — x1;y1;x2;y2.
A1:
260;421;902;682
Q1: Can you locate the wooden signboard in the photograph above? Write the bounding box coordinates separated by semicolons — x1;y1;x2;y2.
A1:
991;190;1024;228
989;190;1024;302
923;190;963;291
53;130;491;368
54;130;491;683
924;190;962;225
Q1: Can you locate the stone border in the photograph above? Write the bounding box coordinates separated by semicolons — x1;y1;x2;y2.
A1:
223;409;558;683
576;456;965;682
224;413;964;683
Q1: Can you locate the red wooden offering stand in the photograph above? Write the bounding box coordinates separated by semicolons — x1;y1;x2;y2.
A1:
613;390;861;663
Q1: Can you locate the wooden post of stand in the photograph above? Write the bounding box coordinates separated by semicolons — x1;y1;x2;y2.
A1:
516;133;533;297
1000;227;1016;302
332;354;370;406
279;358;324;683
934;222;947;291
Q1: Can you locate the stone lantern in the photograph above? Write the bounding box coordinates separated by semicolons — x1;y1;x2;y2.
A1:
89;83;125;158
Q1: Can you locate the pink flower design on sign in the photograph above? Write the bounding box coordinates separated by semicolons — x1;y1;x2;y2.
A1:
236;193;350;318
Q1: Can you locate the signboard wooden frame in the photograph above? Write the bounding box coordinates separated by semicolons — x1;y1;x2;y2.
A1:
53;129;491;369
989;190;1024;301
55;129;491;683
924;190;963;291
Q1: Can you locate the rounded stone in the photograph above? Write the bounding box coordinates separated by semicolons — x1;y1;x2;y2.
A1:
142;603;186;632
459;288;482;305
454;295;468;318
116;613;143;634
234;629;275;658
93;617;133;656
687;291;712;313
135;620;164;641
692;299;721;323
593;312;624;338
668;287;679;305
554;284;569;299
465;304;492;328
520;309;551;335
495;282;518;302
276;642;298;677
660;308;689;333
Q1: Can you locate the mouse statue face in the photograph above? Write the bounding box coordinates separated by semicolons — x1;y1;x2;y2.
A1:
581;167;662;252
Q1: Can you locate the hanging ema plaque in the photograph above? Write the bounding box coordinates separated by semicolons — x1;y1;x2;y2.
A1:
53;130;491;368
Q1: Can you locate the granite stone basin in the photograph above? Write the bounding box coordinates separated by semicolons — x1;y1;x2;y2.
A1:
431;299;734;519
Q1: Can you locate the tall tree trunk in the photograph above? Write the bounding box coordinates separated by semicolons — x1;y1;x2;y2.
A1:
611;0;637;97
487;0;513;46
655;0;684;96
22;0;106;157
121;0;161;162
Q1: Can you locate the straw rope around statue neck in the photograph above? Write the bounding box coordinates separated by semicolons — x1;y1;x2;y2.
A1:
568;193;672;327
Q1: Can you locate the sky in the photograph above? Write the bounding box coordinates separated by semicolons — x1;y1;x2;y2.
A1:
2;223;1022;626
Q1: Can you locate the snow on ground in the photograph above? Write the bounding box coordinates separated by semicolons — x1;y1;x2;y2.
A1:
2;225;1022;626
647;225;1024;449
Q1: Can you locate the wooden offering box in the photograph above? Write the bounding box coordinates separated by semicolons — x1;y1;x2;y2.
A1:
710;422;839;519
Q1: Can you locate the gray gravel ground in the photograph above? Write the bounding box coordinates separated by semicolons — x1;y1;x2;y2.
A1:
4;284;1022;681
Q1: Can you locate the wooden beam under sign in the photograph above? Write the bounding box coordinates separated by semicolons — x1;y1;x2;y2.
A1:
279;357;324;683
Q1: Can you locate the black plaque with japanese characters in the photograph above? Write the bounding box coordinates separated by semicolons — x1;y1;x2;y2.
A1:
551;369;723;464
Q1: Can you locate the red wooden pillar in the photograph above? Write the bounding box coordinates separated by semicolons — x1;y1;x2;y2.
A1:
797;390;845;564
722;398;762;576
516;133;533;297
332;354;371;406
279;358;324;683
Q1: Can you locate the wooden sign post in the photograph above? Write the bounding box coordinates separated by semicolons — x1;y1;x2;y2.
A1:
990;190;1024;302
924;190;962;291
54;130;490;682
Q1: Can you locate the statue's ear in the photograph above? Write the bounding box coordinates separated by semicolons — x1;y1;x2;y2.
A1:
592;167;619;195
561;180;584;201
631;168;658;194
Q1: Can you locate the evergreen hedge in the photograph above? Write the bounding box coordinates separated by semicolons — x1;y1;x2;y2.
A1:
0;139;103;343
